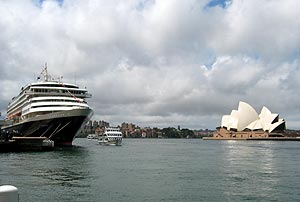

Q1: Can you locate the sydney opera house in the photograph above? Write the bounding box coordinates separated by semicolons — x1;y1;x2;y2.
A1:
210;101;287;139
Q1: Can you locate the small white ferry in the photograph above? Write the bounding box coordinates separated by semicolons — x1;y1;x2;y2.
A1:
98;127;122;146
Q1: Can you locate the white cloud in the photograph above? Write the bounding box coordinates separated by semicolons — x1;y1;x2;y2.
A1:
0;0;300;129
211;0;300;61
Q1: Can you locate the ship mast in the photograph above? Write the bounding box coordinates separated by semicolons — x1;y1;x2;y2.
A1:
36;63;63;82
44;63;49;81
37;63;52;81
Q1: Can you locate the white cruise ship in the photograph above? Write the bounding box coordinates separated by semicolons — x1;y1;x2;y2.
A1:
98;127;122;146
2;66;93;146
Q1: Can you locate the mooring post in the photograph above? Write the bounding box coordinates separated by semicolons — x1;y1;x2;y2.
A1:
0;185;19;202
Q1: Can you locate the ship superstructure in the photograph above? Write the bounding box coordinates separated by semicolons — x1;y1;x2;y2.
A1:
2;66;93;146
98;127;123;146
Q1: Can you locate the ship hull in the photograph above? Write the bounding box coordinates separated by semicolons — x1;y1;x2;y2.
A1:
2;108;93;146
98;138;122;146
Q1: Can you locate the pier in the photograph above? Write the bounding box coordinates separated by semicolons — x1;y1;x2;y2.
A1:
203;137;300;141
0;136;54;152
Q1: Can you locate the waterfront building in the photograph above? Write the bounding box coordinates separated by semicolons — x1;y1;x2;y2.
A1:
98;120;109;128
121;122;136;137
210;101;286;139
141;127;153;138
80;120;110;137
193;129;214;138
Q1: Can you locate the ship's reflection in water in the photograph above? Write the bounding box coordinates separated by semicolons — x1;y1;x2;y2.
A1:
29;145;95;201
34;167;89;187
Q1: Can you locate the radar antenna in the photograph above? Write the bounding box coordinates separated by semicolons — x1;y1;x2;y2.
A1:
37;63;52;81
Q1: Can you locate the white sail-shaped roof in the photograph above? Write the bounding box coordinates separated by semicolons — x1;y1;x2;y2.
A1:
221;115;230;128
261;114;279;131
231;110;238;117
221;110;238;130
259;106;272;118
237;102;259;131
246;120;263;131
227;117;238;131
227;110;238;130
269;120;285;133
219;101;286;132
259;106;278;131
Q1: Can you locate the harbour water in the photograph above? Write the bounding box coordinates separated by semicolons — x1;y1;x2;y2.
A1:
1;138;300;202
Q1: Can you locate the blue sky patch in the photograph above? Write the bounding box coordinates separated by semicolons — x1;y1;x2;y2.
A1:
33;0;63;7
206;0;232;9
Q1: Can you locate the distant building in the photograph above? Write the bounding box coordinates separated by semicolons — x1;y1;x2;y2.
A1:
80;120;110;137
99;120;109;128
121;122;136;137
141;127;154;138
95;127;104;135
91;121;99;132
209;101;286;139
193;129;214;138
95;120;109;135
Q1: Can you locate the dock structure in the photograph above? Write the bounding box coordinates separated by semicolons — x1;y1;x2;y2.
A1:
203;128;300;141
203;136;300;141
0;136;54;152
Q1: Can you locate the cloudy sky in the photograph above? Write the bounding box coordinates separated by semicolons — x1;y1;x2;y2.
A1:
1;0;300;129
